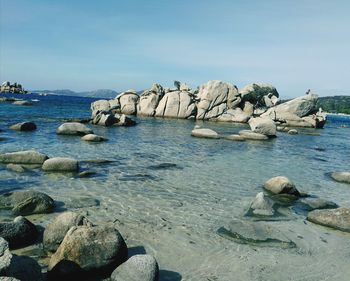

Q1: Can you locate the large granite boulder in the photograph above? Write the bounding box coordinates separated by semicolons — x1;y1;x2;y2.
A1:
0;150;48;164
240;83;279;108
330;172;350;184
248;117;276;136
43;212;92;253
0;190;54;216
111;254;159;281
263;176;300;197
196;80;240;120
48;225;128;278
262;94;318;121
138;84;164;117
0;216;37;249
9;122;37;131
155;90;196;119
307;207;350;232
56;123;93;136
91;99;120;118
215;108;251;123
116;90;139;115
42;157;79;172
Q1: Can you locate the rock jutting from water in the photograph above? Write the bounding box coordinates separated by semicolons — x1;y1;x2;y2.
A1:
42;157;79;172
264;176;301;197
246;192;275;216
191;128;219;139
330;172;350;184
90;80;326;128
9;122;37;131
307;207;350;232
56;122;93;136
81;134;108;142
0;150;48;164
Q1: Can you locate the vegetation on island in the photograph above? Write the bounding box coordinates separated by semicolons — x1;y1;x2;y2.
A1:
317;96;350;114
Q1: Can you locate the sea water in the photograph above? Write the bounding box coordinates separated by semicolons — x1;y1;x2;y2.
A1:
1;93;350;281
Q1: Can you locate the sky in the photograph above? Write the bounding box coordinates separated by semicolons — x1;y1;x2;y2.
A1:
0;0;349;98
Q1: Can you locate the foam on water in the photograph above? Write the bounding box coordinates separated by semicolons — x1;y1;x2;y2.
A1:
1;93;350;280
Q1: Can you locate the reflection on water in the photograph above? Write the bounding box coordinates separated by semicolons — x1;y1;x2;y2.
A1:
1;93;350;280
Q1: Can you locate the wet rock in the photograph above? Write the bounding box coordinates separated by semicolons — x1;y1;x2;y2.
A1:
111;254;159;281
77;170;97;178
246;192;275;216
4;255;43;281
191;128;219;139
0;150;48;164
270;194;299;206
0;237;12;274
148;163;179;170
196;80;240;120
330;172;350;184
307;207;350;232
264;176;300;197
225;134;245;141
288;129;298;135
43;211;92;253
42;157;79;172
215;108;251;123
6;164;26;173
115;114;136;126
0;190;54;216
91;100;115;118
238;130;268;140
9;122;37;131
56;122;93;136
92;112;118;126
48;225;128;278
297;198;338;211
217;218;296;248
0;216;37;249
81;134;108;142
12;100;33;106
248;117;276;136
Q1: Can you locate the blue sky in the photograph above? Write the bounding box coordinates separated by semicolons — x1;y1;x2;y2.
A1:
1;0;349;97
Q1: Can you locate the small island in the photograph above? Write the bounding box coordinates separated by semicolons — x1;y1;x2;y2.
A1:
0;81;27;94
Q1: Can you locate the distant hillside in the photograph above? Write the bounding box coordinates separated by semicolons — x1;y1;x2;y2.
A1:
32;89;118;99
317;96;350;114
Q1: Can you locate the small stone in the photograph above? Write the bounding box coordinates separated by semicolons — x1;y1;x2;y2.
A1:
42;157;79;172
247;192;275;216
288;129;298;135
81;134;108;142
191;128;219;139
264;176;300;197
225;134;245;141
331;172;350;184
239;130;268;140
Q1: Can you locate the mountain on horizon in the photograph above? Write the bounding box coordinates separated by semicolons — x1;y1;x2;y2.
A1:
32;89;118;99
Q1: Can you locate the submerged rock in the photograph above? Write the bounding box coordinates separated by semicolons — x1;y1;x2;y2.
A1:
307;207;350;232
0;190;54;216
288;129;298;135
81;134;108;142
264;176;300;197
6;164;26;173
297;198;338;212
56;122;93;136
238;130;268;140
0;216;37;249
111;254;159;281
48;225;128;278
217;218;296;248
43;211;92;253
9;122;37;131
225;134;245;141
13;100;33;106
191;128;219;139
42;157;79;172
330;172;350;184
0;150;48;164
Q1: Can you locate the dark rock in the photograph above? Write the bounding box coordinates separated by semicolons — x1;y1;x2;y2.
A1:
9;122;37;131
0;216;37;249
4;255;44;281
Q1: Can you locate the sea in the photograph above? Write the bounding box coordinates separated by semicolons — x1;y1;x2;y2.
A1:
1;92;350;281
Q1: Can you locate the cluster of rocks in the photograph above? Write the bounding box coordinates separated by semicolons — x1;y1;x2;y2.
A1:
219;175;350;248
0;82;27;94
0;190;159;281
0;97;33;106
91;80;326;129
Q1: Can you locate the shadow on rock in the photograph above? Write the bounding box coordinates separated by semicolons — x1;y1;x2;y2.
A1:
159;270;182;281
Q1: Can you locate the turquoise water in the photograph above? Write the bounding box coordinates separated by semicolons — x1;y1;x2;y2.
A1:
1;93;350;281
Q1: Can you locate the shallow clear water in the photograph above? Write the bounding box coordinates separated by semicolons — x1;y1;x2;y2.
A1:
1;93;350;281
